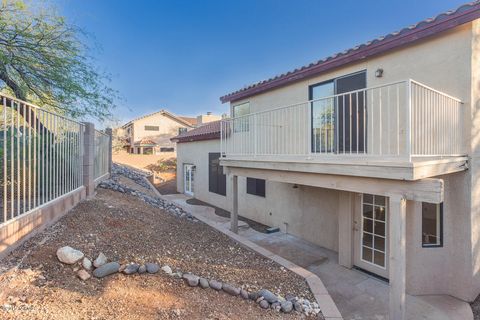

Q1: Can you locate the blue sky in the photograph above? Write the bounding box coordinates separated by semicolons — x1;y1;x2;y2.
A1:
55;0;467;126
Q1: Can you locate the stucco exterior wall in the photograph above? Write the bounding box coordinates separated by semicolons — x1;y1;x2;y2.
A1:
131;113;191;149
176;139;229;210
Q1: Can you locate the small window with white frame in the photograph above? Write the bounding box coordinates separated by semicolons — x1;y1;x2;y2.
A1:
422;202;443;247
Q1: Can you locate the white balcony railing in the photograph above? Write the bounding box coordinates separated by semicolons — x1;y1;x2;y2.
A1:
220;80;465;161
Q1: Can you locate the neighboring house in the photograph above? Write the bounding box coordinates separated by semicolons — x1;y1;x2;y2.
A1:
173;2;480;319
121;110;197;154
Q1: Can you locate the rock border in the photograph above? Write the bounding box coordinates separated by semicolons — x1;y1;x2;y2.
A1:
57;247;318;316
143;175;343;320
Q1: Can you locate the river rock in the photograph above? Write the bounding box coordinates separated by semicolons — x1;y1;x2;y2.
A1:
222;283;240;296
161;265;172;274
56;246;84;265
199;278;209;289
146;263;160;274
138;265;146;274
259;289;278;303
182;273;199;287
93;262;120;278
123;264;139;275
240;289;249;299
259;300;270;309
77;269;91;281
82;258;92;270
281;301;293;313
93;253;108;268
209;280;222;291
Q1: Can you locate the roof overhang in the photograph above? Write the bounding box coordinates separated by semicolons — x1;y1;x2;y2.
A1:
220;2;480;103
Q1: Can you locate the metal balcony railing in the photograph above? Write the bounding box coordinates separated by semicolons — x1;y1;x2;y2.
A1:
220;80;465;161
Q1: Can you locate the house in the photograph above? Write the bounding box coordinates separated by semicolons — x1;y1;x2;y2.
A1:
120;110;197;154
173;2;480;319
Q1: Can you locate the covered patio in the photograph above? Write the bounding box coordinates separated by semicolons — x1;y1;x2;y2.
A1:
241;229;472;320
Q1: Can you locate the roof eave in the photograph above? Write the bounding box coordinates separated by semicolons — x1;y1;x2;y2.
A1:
220;3;480;104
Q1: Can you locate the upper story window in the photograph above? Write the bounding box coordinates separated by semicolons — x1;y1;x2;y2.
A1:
422;202;443;247
145;125;160;131
233;102;250;132
178;127;188;135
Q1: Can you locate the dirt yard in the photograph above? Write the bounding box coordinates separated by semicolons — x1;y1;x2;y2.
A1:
0;186;316;319
113;150;178;195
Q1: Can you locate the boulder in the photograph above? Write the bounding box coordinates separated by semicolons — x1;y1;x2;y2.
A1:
259;289;278;303
93;253;108;268
240;289;249;299
199;278;209;289
138;265;147;274
82;258;92;271
123;264;139;275
77;270;91;281
145;263;160;274
182;273;199;287
222;283;240;296
209;280;222;291
161;265;172;274
281;301;293;313
259;300;270;309
56;246;84;265
93;262;120;278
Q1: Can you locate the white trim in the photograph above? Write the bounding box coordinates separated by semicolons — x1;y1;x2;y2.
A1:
360;194;388;270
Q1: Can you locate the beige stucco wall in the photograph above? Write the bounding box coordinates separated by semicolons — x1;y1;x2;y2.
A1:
131;113;191;149
223;22;480;301
176;139;340;251
174;21;480;301
176;139;229;210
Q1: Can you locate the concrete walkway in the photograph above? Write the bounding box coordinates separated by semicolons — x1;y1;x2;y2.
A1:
157;191;473;320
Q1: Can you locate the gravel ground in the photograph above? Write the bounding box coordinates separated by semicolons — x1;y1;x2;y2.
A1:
0;183;317;319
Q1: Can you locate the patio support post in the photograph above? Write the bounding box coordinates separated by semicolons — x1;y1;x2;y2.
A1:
82;122;95;198
389;194;407;320
231;175;239;234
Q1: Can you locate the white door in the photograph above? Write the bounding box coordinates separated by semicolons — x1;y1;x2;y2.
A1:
353;194;389;278
183;164;195;196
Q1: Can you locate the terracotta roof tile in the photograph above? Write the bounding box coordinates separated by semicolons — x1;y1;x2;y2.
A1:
171;120;221;143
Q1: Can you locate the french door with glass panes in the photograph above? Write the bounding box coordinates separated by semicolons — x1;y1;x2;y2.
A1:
353;193;389;279
183;164;195;196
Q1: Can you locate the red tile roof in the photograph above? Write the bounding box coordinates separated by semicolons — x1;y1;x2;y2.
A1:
220;1;480;103
179;116;198;126
171;120;221;143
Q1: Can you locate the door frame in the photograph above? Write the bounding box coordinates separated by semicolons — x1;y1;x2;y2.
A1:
309;70;367;154
183;164;195;196
353;193;389;279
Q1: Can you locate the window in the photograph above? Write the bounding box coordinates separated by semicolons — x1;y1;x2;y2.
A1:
209;153;226;196
160;147;174;152
246;178;265;197
422;202;443;247
178;127;188;135
144;125;159;131
233;102;250;132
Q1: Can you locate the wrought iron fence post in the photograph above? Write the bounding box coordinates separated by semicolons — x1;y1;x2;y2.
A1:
82;122;95;198
105;127;113;177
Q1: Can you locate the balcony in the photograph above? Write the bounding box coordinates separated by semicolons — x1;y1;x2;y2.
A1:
220;80;467;180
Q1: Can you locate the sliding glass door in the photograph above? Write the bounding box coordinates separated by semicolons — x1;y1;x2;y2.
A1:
310;71;367;154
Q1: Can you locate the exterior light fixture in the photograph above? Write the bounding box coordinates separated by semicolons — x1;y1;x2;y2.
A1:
375;68;384;78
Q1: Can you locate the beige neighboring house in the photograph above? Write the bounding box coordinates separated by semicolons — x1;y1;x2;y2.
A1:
121;110;198;154
172;2;480;320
